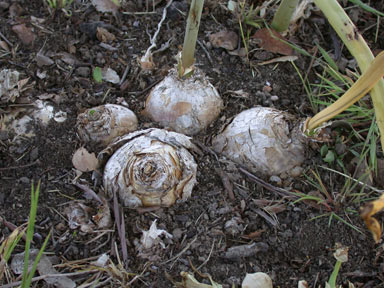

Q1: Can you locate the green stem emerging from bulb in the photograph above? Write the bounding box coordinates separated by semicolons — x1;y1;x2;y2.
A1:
178;0;205;78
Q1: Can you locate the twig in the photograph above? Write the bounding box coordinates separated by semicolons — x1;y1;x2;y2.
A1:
140;0;174;64
0;160;40;171
162;236;198;264
73;182;102;204
319;165;384;193
239;166;298;199
2;270;99;288
119;64;130;85
197;240;215;270
197;40;213;66
0;31;13;47
127;78;163;96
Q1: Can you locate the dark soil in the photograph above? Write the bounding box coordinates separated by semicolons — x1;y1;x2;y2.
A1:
1;0;384;287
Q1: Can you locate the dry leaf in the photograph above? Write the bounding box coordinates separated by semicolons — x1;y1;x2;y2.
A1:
11;249;76;288
252;28;293;56
179;272;222;288
101;67;120;84
360;194;384;243
92;0;119;14
209;30;238;51
241;229;265;240
333;243;348;263
72;147;98;172
0;41;9;51
35;52;54;67
140;220;172;250
12;24;36;46
96;27;116;42
258;55;298;65
64;202;96;233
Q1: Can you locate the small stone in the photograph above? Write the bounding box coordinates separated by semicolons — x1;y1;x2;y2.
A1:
335;143;346;155
19;177;30;184
262;85;272;93
0;130;8;140
269;175;282;186
290;166;303;177
55;222;66;231
172;228;183;241
30;147;39;161
270;95;279;101
96;52;105;65
76;67;90;77
0;1;10;10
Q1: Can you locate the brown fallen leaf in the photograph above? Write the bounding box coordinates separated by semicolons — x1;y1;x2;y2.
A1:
209;30;238;51
92;0;119;14
12;24;36;46
241;229;265;240
72;147;98;172
252;28;293;56
360;193;384;243
96;27;116;42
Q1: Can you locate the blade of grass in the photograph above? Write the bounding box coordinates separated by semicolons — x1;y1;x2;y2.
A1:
24;230;52;287
347;0;384;17
313;0;384;151
307;50;384;131
21;181;40;287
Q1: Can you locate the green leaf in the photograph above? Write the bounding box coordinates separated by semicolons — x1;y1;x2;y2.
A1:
93;67;103;83
320;145;328;157
323;150;335;163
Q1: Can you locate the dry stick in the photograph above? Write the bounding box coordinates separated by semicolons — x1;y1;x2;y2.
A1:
0;31;13;47
0;160;40;171
197;239;215;270
197;39;213;65
162;236;198;264
239;166;298;199
319;165;384;193
112;188;128;268
2;270;100;288
73;183;102;204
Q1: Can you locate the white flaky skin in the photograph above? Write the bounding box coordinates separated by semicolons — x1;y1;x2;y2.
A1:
102;128;198;208
242;272;273;288
143;68;223;135
212;107;305;176
77;104;138;147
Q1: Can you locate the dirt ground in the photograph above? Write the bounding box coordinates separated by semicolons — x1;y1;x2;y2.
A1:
1;0;384;287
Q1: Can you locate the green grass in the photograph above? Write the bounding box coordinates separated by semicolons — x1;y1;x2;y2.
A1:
0;181;51;287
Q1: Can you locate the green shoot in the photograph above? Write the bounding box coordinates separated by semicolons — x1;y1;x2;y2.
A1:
327;244;349;288
45;0;73;9
178;0;205;78
19;181;51;288
311;0;384;151
271;0;299;32
347;0;384;17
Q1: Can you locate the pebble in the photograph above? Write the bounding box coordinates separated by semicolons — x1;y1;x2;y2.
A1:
0;130;8;141
270;95;279;101
172;228;183;241
19;177;30;184
0;1;10;10
269;175;282;186
76;67;90;77
30;147;39;161
290;166;303;177
335;143;346;155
